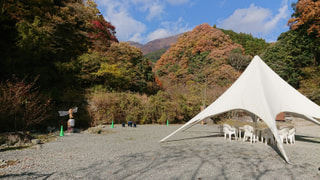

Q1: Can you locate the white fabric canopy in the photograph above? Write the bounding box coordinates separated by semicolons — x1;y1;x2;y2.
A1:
58;107;78;116
160;55;320;163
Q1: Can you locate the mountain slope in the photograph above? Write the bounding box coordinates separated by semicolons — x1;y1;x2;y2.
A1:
142;34;182;54
128;34;182;55
127;41;143;49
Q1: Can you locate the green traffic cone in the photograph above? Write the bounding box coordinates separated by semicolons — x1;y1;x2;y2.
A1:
111;121;114;128
166;119;169;126
60;125;64;136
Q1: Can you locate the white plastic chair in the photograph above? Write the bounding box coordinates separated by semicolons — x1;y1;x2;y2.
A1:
287;128;296;144
223;124;237;141
278;127;289;144
243;125;257;143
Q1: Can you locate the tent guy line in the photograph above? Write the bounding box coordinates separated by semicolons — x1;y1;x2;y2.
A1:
160;55;320;163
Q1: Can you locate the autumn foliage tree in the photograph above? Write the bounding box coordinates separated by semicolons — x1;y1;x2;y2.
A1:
78;42;158;94
288;0;320;37
155;24;242;87
88;20;118;51
153;24;243;109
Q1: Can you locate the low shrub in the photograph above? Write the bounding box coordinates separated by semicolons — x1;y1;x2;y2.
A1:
86;83;224;126
0;76;51;132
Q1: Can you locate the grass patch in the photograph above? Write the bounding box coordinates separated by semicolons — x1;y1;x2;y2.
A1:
0;160;19;168
86;127;115;135
32;133;58;144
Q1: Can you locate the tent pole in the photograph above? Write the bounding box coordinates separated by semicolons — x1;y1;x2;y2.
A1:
159;119;201;142
182;120;200;132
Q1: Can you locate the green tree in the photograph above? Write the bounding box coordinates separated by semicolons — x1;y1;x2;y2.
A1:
288;0;320;64
220;29;270;56
262;30;313;88
0;0;118;94
300;66;320;104
144;48;167;62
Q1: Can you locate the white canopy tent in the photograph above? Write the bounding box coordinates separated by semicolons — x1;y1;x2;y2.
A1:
160;55;320;163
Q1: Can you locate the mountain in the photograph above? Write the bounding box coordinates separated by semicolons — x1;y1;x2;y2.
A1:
127;41;143;49
128;34;182;55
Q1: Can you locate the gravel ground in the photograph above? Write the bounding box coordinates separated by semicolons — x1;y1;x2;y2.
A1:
1;118;320;179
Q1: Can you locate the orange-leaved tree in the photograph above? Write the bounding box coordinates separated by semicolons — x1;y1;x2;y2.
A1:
288;0;320;37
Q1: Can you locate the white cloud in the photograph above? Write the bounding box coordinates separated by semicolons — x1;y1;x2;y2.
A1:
166;0;189;5
147;17;191;42
131;0;164;21
218;2;290;36
95;0;146;42
111;12;146;41
147;29;171;41
95;0;192;43
129;33;144;42
146;2;164;21
218;4;271;34
265;2;289;30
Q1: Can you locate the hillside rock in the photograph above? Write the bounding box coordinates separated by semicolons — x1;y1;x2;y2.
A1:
0;132;33;147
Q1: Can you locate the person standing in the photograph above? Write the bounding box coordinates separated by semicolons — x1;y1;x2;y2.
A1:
67;108;75;133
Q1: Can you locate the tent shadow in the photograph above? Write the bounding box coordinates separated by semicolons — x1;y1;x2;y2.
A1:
99;143;276;179
268;144;288;162
162;133;223;143
0;172;54;179
295;135;320;144
267;135;320;163
0;145;30;152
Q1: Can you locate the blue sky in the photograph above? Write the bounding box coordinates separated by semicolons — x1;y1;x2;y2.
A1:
95;0;297;44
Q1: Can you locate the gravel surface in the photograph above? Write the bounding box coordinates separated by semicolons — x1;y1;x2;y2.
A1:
1;118;320;179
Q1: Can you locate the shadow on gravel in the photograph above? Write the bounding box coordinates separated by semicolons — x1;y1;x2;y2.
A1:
0;145;30;152
295;135;320;144
0;172;54;179
70;138;315;179
163;134;222;143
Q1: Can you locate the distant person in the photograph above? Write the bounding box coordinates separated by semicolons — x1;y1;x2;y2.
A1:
68;116;75;133
67;108;75;133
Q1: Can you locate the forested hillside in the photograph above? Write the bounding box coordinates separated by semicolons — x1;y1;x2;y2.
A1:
220;28;270;57
155;23;242;86
0;0;319;132
145;48;167;62
263;0;320;103
0;0;158;131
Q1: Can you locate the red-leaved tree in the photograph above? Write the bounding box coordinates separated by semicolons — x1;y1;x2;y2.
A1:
88;19;118;51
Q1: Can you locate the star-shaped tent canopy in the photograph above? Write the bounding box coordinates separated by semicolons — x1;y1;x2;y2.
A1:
160;55;320;163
